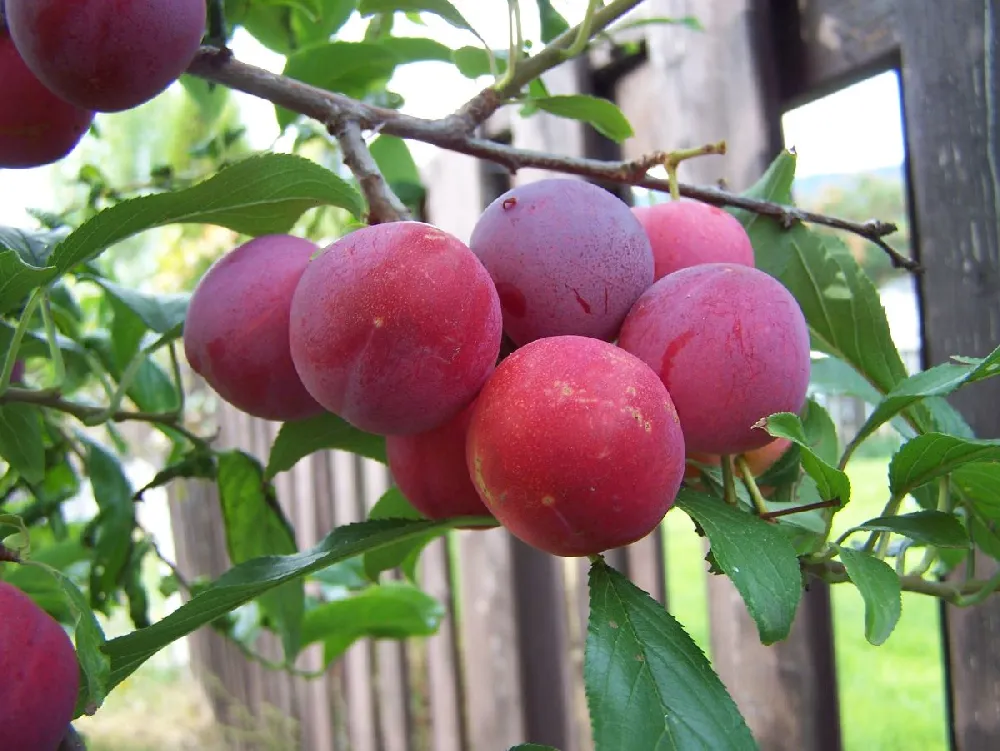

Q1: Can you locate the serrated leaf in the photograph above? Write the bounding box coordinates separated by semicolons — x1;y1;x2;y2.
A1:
800;398;839;466
808;356;916;439
88;278;189;334
47;154;364;274
851;343;1000;451
363;488;436;582
585;559;757;750
0;249;52;314
101;517;462;693
969;516;1000;560
889;433;1000;498
301;581;444;667
535;0;570;42
837;546;901;646
952;463;1000;519
217;451;304;660
854;510;968;548
0;226;68;267
133;451;217;499
127;357;179;414
359;0;481;40
530;95;634;143
676;489;802;644
0;403;45;484
278;42;401;129
265;411;386;479
759;412;851;503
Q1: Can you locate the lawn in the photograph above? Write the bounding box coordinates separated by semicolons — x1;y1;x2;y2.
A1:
663;455;949;751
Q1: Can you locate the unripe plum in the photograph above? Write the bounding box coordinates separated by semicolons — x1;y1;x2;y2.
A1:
619;263;810;455
0;34;93;169
289;222;502;436
0;581;80;751
632;200;756;281
386;401;493;522
184;235;325;422
469;179;654;345
5;0;207;113
466;335;685;557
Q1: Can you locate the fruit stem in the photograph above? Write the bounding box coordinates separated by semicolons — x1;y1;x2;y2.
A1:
736;455;770;517
206;0;228;49
661;141;727;201
41;293;66;389
720;455;738;506
0;289;42;398
565;0;601;58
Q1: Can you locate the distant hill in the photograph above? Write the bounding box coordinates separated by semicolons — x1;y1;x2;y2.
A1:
793;165;904;202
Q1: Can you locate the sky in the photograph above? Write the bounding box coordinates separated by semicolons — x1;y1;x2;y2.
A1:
0;2;907;226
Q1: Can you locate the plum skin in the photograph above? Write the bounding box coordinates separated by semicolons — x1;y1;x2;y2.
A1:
618;263;811;456
466;335;686;557
386;401;493;524
0;582;80;751
469;178;654;346
289;221;502;436
632;200;756;281
0;33;93;169
6;0;207;113
184;235;325;422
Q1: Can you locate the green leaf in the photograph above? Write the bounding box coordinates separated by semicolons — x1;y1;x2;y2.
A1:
101;517;461;693
676;489;802;644
535;0;570;42
378;36;454;64
0;403;45;484
265;411;387;479
530;95;635;143
89;278;189;334
127;357;179;414
133;451;217;500
850;343;1000;451
217;451;304;660
362;488;441;582
952;463;1000;519
0;249;52;314
358;0;482;40
808;356;916;438
369;135;425;208
608;15;704;34
0;226;68;267
84;442;136;611
180;75;230;129
837;546;901;646
48;154;364;274
452;46;508;78
853;510;968;548
759;412;851;503
39;566;111;717
800;398;839;466
302;581;444;667
585;559;757;750
889;433;1000;498
278;42;401;129
510;746;560;751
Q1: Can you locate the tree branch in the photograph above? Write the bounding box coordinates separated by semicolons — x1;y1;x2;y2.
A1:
185;48;918;272
806;560;1000;605
0;387;208;446
333;120;411;223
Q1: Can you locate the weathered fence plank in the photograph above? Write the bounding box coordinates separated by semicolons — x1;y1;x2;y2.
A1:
898;3;1000;749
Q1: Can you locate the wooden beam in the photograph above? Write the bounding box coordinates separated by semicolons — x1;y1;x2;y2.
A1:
767;0;900;108
898;3;1000;749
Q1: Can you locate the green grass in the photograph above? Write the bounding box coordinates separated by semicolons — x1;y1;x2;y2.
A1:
663;456;949;751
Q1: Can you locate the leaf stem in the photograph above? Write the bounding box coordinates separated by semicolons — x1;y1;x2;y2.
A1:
735;455;769;516
862;493;903;554
84;350;146;426
565;0;601;58
720;455;737;507
1;289;42;397
40;293;65;389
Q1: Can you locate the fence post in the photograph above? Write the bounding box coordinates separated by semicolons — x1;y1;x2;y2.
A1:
898;3;1000;749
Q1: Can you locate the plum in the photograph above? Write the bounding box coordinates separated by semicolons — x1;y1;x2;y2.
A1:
0;581;80;751
386;401;493;522
469;179;654;345
619;263;810;455
466;335;685;557
184;235;325;422
632;199;756;280
289;221;502;436
0;33;93;169
5;0;207;113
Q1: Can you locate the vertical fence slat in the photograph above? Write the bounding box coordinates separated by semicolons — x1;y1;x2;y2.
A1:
898;2;1000;748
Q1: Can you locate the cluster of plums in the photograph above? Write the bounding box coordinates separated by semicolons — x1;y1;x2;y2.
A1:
0;0;207;169
185;178;811;558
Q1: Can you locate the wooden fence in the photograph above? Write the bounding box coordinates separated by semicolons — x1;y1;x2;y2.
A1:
168;1;1000;749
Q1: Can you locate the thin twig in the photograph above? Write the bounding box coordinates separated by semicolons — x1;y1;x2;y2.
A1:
185;49;917;271
139;522;192;594
807;560;1000;604
333;120;411;223
760;498;841;521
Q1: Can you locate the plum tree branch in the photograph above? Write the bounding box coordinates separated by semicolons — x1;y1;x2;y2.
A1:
333;120;411;223
808;560;1000;605
185;48;919;272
